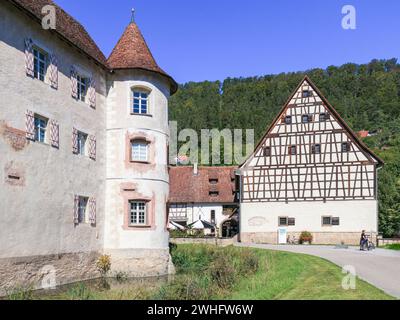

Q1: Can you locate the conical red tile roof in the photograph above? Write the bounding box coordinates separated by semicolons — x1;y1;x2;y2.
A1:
108;22;177;94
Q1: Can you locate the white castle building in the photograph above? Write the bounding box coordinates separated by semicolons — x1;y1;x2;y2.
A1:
0;0;177;292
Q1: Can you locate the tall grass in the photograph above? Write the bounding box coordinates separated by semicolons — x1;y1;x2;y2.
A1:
154;245;260;300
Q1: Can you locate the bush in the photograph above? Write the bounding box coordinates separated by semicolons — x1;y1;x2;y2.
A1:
299;231;313;244
209;255;236;289
96;254;111;277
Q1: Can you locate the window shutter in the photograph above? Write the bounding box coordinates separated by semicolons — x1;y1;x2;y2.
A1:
89;198;96;225
25;38;34;77
88;77;96;108
74;195;79;224
72;128;78;154
88;135;96;160
50;120;59;148
70;66;78;98
25;110;35;140
49;53;58;89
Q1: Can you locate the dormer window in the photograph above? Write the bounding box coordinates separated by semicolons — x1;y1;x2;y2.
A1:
33;47;48;82
132;89;149;115
209;178;218;185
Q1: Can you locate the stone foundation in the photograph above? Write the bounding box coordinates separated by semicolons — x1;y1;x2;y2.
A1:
0;251;100;296
240;232;376;245
105;248;174;278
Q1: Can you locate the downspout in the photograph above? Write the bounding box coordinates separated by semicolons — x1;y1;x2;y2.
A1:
376;165;383;239
235;169;243;243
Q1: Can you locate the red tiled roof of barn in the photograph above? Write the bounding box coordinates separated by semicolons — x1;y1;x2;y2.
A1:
10;0;107;66
357;130;369;138
169;166;237;204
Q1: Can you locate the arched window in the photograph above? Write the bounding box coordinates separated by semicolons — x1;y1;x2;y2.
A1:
131;139;149;162
131;88;150;115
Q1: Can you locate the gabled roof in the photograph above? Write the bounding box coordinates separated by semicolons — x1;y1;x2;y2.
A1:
240;76;384;168
9;0;107;66
107;22;178;94
169;166;237;204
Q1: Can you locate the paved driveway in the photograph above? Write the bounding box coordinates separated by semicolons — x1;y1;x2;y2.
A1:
236;243;400;298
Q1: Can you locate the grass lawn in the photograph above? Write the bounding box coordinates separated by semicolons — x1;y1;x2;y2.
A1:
382;244;400;250
228;248;393;300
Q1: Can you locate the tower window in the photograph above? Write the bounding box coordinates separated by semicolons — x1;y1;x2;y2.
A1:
132;90;149;114
341;142;351;153
131;140;149;162
129;201;147;225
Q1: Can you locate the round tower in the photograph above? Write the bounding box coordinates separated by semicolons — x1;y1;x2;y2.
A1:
104;14;177;276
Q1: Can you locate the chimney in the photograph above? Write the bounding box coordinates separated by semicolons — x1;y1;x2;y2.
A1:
193;163;198;176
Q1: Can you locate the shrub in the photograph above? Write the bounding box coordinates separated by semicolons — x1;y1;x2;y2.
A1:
299;231;313;244
209;255;236;289
238;250;260;275
96;254;111;277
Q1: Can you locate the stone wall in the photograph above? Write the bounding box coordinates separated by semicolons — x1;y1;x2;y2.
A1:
240;232;375;245
0;251;100;296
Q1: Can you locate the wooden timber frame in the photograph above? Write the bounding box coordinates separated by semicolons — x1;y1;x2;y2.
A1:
239;76;384;203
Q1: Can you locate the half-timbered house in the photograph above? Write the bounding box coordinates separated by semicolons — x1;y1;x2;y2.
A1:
239;76;383;245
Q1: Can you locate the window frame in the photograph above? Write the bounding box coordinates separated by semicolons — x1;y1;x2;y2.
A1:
302;90;312;98
319;112;330;122
34;114;48;143
341;142;351;153
131;140;149;163
131;89;150;115
77;131;88;156
33;46;48;82
129;200;148;226
263;146;271;157
289;145;297;156
78;196;89;224
278;217;288;226
312;143;321;154
284;115;292;125
76;74;88;103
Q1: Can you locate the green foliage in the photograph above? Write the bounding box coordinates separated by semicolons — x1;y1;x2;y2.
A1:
169;58;400;237
299;231;313;244
6;286;34;300
383;243;400;250
155;245;260;300
66;283;93;300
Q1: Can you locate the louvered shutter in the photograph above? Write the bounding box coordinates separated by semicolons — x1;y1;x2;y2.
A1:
74;195;79;224
72;128;78;154
25;38;34;77
88;77;96;108
50;120;59;148
89;198;96;225
70;66;78;98
49;53;58;89
88;135;96;160
25;110;35;140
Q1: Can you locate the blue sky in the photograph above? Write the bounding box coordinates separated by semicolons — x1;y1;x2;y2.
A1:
56;0;400;83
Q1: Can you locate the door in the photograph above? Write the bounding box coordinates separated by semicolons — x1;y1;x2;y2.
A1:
278;228;287;244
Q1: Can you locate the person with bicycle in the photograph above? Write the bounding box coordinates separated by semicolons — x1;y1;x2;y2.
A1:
360;230;367;250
